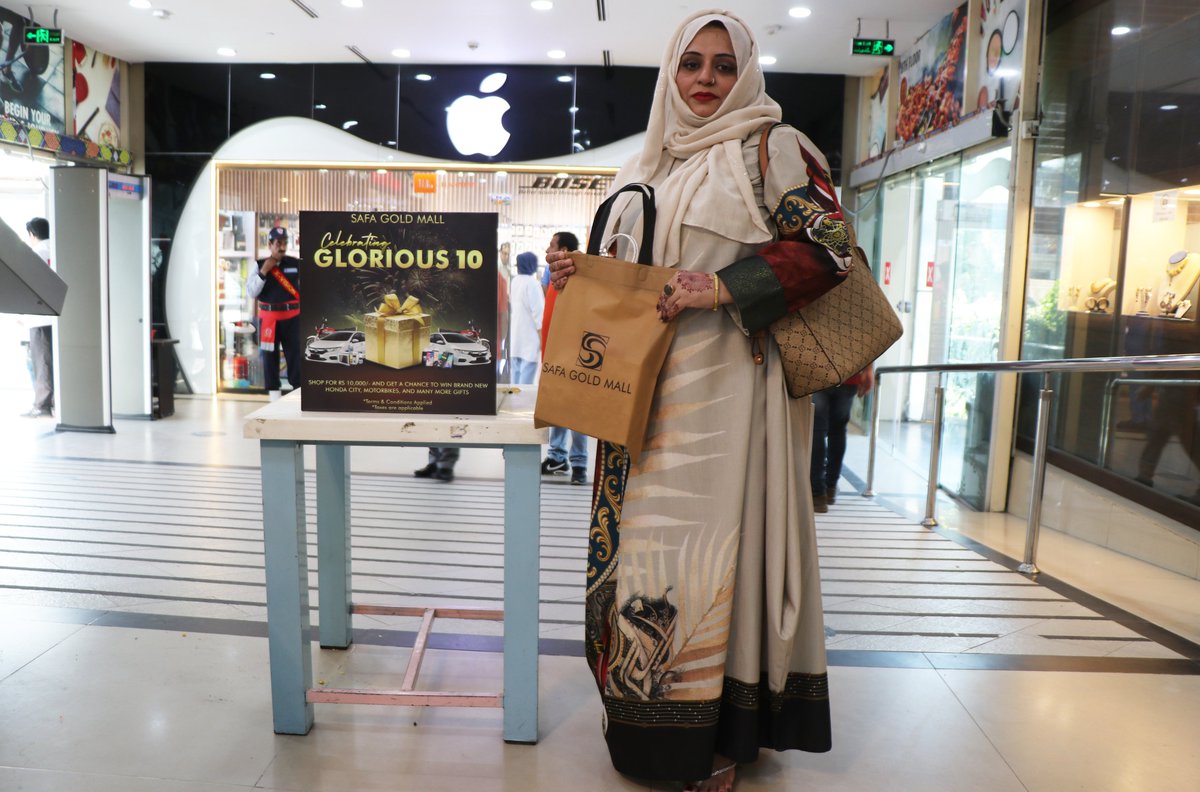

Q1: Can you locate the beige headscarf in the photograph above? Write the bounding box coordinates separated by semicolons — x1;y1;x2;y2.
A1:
610;9;782;267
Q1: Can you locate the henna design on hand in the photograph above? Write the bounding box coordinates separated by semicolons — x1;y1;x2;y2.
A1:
676;272;712;294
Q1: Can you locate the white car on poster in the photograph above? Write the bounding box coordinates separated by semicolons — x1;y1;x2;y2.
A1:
304;330;365;365
423;332;493;367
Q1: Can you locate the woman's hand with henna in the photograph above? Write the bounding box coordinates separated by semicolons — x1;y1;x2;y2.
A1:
546;250;576;292
657;271;729;322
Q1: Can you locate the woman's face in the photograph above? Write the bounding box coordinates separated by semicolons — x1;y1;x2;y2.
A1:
674;25;738;118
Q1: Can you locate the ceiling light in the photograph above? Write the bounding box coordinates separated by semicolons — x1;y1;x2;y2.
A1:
788;7;812;19
1161;104;1179;111
392;48;410;58
759;55;777;66
568;105;578;113
1111;25;1131;36
280;197;289;203
1082;202;1101;208
387;140;397;145
342;120;358;129
547;49;566;59
377;168;387;174
217;47;236;57
341;0;364;7
129;0;152;8
314;103;327;110
531;1;553;10
557;75;572;83
259;72;276;80
415;73;432;81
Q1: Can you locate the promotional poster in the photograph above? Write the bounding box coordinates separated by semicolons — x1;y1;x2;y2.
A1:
71;40;121;147
299;211;498;415
895;3;968;142
976;0;1024;112
0;7;66;136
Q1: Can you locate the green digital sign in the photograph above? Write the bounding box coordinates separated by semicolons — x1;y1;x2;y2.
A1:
24;27;63;45
851;38;895;56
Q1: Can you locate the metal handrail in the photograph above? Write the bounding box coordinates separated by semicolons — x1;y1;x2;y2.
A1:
865;353;1200;575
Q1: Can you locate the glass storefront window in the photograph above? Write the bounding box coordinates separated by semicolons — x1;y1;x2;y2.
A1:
1020;0;1200;522
865;142;1013;510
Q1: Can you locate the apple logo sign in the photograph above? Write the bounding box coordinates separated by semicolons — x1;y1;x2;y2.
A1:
446;72;511;157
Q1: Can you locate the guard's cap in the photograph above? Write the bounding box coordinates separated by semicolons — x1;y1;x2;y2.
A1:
268;226;288;242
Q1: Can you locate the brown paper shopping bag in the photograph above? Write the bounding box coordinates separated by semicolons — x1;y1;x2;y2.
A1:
534;184;674;461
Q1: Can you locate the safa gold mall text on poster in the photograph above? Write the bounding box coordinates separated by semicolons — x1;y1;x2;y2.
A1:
299;210;499;416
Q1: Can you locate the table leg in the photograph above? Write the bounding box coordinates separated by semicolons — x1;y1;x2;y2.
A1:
316;444;352;648
260;439;314;734
501;444;540;744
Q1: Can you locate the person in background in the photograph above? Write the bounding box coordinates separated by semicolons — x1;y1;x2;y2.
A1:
547;11;849;790
508;251;543;385
246;226;301;400
22;217;54;418
539;231;589;485
413;447;458;483
810;366;874;513
496;242;511;382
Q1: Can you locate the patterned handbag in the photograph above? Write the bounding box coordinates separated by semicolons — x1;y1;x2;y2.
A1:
758;126;903;398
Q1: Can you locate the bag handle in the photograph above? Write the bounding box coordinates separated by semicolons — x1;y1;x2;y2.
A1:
757;122;784;186
587;183;656;264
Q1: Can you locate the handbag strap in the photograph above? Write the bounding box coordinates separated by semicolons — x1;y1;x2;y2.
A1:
587;183;656;263
757;122;784;190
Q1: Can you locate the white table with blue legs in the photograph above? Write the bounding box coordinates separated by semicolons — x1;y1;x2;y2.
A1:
243;387;547;743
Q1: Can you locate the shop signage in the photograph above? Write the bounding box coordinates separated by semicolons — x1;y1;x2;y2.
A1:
895;4;968;142
521;175;612;192
300;211;499;415
413;173;437;194
926;261;935;288
24;27;62;45
884;261;892;285
852;38;895;56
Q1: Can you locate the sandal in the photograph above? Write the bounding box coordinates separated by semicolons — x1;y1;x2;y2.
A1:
683;759;737;792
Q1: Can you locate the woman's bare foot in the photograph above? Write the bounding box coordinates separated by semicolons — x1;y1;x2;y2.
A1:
683;753;736;792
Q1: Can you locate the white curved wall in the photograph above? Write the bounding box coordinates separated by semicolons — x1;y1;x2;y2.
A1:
165;116;643;394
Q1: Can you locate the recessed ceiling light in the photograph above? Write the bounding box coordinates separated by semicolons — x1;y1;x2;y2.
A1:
1111;25;1131;36
341;0;364;7
386;140;397;145
759;55;777;66
547;49;566;59
217;47;236;57
376;168;387;174
788;7;812;19
1161;104;1179;111
280;197;289;203
260;72;276;80
392;48;410;58
568;105;578;113
314;103;327;110
531;1;553;10
129;0;152;8
342;120;358;129
557;75;572;83
415;73;432;81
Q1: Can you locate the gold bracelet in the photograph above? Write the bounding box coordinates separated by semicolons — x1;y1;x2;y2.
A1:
711;274;720;311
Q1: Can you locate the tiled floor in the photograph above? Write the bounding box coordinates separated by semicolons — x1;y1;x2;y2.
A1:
1;388;1198;791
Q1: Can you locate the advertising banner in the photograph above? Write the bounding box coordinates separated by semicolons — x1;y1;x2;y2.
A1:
976;0;1024;112
300;211;498;415
71;41;121;147
0;7;66;136
896;3;968;142
862;65;889;159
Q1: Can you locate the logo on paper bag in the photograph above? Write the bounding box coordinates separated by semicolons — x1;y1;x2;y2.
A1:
578;331;609;371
